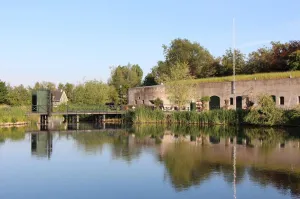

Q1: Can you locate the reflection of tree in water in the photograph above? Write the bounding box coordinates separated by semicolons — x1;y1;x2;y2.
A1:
73;131;128;154
159;143;246;191
73;131;143;163
0;127;26;142
249;168;300;198
220;164;246;185
110;135;142;163
243;128;288;148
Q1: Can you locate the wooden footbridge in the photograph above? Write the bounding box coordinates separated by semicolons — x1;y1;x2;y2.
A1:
29;105;125;125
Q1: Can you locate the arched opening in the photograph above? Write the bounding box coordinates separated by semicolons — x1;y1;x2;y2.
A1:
271;95;276;103
209;136;220;144
236;96;243;109
209;96;220;110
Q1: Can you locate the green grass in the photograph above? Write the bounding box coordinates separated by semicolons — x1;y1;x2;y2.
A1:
171;71;300;85
0;105;38;124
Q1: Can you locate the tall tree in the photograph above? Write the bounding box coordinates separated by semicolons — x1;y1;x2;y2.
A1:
6;85;31;106
165;62;194;110
109;63;143;104
0;80;8;104
162;38;214;78
220;49;246;75
34;81;56;91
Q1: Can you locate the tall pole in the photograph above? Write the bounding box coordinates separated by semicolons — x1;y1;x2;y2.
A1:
233;18;236;94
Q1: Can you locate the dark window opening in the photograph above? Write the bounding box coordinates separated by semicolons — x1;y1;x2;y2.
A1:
135;100;137;105
298;96;300;104
230;98;234;105
271;95;276;103
142;100;145;104
280;97;284;105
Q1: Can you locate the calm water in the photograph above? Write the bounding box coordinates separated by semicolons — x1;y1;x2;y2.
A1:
1;124;300;199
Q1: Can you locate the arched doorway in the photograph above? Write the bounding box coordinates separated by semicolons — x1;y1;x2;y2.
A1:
209;96;220;110
236;96;243;109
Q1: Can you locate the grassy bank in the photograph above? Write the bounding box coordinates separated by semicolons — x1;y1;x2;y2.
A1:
0;106;38;125
173;71;300;85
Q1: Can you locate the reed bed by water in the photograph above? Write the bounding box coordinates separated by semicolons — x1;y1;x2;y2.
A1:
125;106;300;127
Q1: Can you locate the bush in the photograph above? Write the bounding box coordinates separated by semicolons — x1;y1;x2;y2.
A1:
244;95;283;126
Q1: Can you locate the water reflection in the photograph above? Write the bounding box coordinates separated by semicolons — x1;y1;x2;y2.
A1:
31;132;53;159
1;124;300;198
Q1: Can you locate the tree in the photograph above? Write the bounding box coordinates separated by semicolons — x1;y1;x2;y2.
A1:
143;73;158;86
109;63;143;104
72;80;111;105
220;49;246;75
6;85;31;106
34;81;56;91
0;80;8;104
288;50;300;71
162;38;214;78
246;47;272;74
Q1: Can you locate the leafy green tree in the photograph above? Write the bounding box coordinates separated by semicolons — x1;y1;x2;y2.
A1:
109;63;143;104
220;49;246;75
246;47;272;74
6;85;31;106
0;80;8;104
143;73;158;86
34;81;56;91
162;38;214;78
288;50;300;70
164;62;195;110
72;80;110;105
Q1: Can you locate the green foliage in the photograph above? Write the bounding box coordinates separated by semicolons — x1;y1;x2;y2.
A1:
220;49;246;75
6;85;31;106
0;106;31;123
244;95;283;126
109;63;143;105
72;80;113;105
288;50;300;70
0;80;8;104
125;107;165;124
34;81;56;91
143;73;158;86
144;40;300;84
200;96;210;102
151;98;164;108
170;109;238;125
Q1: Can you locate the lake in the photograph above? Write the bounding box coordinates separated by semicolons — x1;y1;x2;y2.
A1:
0;124;300;199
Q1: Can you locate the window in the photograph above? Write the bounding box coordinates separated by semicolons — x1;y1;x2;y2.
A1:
298;96;300;104
135;100;137;105
230;98;234;105
142;100;145;104
280;97;284;105
271;95;276;103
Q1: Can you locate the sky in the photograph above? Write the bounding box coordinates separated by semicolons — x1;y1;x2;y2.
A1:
0;0;299;86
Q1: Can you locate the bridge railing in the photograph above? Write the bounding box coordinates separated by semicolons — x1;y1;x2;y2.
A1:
53;104;124;113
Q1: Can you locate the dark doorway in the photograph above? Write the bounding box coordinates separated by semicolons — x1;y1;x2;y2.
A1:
236;96;243;109
209;96;220;110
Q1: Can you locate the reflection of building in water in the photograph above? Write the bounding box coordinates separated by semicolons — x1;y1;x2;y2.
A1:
31;132;53;159
158;133;300;196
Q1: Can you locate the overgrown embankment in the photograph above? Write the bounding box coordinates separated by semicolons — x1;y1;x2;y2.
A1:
124;95;300;127
0;106;38;126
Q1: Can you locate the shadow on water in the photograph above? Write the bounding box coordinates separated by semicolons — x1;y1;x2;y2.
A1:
2;123;300;197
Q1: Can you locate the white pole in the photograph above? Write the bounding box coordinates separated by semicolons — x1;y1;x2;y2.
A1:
233;18;236;94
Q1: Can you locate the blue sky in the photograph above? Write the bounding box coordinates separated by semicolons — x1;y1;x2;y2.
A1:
1;0;299;86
